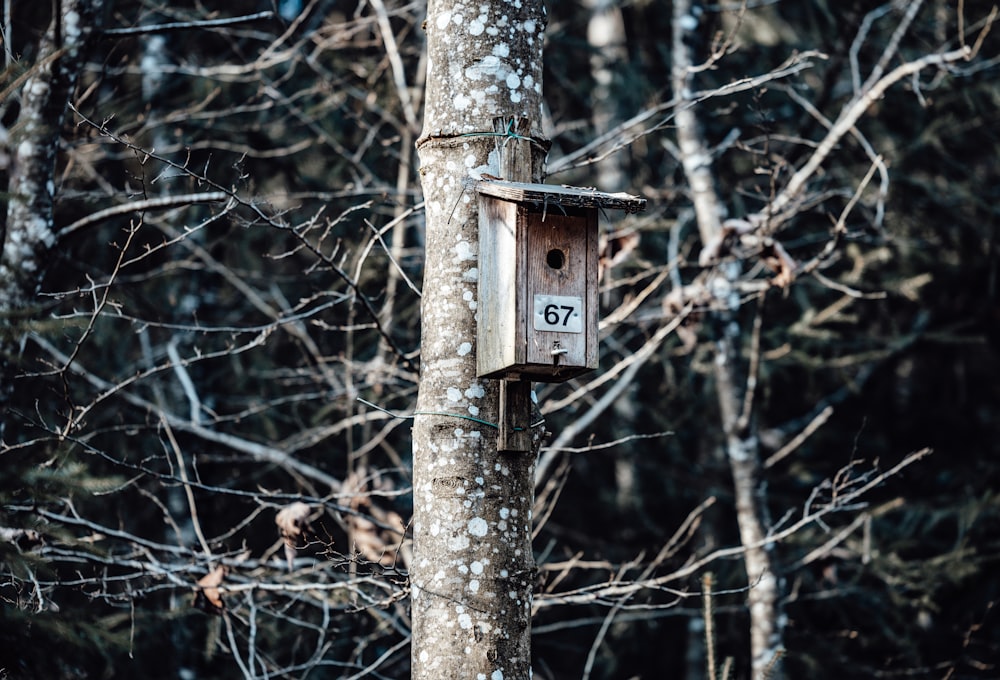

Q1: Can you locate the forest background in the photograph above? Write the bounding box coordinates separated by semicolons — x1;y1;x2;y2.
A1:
2;0;999;678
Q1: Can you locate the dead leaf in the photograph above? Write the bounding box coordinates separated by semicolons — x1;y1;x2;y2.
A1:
193;564;228;614
275;502;313;570
598;229;641;281
760;238;797;288
348;510;406;567
348;515;383;563
698;218;755;267
343;468;408;568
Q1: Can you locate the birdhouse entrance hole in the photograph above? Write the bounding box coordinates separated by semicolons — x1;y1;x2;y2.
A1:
546;248;565;270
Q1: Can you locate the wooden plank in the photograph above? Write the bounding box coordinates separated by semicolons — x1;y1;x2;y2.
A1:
470;178;646;213
497;118;534;182
498;379;532;453
477;197;520;378
490;117;534;453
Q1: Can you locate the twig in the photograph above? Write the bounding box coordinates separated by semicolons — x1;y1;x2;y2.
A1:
58;192;228;240
541;431;674;454
368;0;418;132
599;269;669;330
547;51;823;175
2;0;12;69
835;155;883;230
849;4;895;95
364;216;422;297
166;338;203;425
859;1;925;98
536;306;691;486
533;461;571;540
764;405;834;469
223;612;255;680
159;416;213;557
812;270;887;299
959;0;968;51
781;86;889;229
761;45;972;227
0;47;69;104
103;11;275;36
536;448;932;607
790;511;868;569
53;219;139;392
72;109;415;368
737;297;765;434
582;496;709;680
29;333;347;491
542;304;692;416
342;635;411;680
705;573;717;680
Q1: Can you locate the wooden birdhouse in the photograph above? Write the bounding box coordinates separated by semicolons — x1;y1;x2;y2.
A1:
474;180;646;383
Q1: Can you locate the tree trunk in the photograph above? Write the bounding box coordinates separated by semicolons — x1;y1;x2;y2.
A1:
412;1;547;677
0;0;103;437
583;0;627;193
671;1;784;677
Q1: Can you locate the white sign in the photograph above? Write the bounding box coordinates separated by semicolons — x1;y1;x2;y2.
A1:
533;295;583;333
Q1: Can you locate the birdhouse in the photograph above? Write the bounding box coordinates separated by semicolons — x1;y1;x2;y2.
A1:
474;180;646;382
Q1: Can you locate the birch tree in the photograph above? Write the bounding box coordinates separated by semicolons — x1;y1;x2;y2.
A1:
671;1;783;676
2;3;422;676
411;0;547;677
1;0;102;436
661;1;979;677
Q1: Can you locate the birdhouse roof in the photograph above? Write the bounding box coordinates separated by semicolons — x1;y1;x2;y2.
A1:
471;179;646;214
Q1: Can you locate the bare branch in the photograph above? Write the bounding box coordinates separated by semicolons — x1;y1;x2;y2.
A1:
758;45;971;229
103;11;276;36
58;192;229;240
537;449;932;608
763;405;834;469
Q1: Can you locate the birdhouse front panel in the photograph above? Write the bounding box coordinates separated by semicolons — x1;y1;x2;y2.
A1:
522;207;598;377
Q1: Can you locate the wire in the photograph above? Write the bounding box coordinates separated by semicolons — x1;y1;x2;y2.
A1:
357;397;500;429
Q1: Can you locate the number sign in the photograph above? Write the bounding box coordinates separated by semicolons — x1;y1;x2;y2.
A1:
533;294;583;333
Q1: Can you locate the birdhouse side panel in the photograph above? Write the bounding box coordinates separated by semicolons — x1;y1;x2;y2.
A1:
477;197;523;378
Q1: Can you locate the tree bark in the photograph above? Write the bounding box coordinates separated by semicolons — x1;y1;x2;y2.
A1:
411;1;547;678
0;0;103;437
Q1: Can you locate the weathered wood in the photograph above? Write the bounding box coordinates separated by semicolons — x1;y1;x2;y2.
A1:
496;117;535;181
495;117;536;452
523;208;598;372
473;171;642;384
470;178;647;213
477;196;522;378
498;379;532;452
476;198;602;382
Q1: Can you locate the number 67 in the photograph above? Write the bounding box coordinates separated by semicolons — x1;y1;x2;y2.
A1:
544;304;574;326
